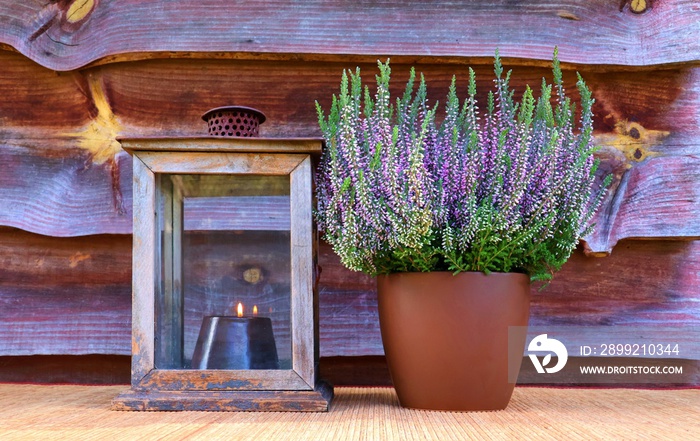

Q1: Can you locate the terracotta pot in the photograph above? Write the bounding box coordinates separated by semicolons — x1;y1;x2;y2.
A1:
377;271;530;411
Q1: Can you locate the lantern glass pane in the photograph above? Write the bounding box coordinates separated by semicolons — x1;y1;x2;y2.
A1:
155;174;292;370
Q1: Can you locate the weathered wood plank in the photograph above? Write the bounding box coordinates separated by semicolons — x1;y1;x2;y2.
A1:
0;0;698;71
1;52;699;249
0;148;133;236
136;151;305;175
136;369;312;392
530;240;700;327
112;385;332;412
120;137;323;155
290;156;316;387
1;228;698;358
0;355;132;385
131;155;156;381
96;59;700;141
585;156;700;254
0;228;131;287
0;284;131;355
0;50;90;125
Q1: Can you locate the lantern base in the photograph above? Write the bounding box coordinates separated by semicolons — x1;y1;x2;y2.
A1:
111;380;333;412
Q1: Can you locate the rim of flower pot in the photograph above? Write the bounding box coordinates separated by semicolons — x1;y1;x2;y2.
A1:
377;270;530;279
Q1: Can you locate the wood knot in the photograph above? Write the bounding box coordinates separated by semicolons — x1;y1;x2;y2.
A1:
29;0;96;43
65;0;96;24
617;121;647;140
621;0;649;13
630;0;648;13
595;120;669;164
616;121;652;162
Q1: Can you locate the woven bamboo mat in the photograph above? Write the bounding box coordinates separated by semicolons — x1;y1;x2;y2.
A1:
0;385;697;440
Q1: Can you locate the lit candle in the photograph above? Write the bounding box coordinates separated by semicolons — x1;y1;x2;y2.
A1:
191;302;278;370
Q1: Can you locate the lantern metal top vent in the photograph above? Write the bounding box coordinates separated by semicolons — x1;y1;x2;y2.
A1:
112;108;331;412
202;106;266;137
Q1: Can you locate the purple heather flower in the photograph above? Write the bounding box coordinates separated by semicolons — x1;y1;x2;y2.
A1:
315;50;608;281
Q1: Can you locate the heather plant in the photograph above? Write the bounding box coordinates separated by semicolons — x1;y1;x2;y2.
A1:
315;49;610;282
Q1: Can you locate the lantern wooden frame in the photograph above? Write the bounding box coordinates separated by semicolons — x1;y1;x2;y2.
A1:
112;137;332;411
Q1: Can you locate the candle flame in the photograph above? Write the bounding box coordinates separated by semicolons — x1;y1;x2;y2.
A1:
237;302;243;318
253;305;258;316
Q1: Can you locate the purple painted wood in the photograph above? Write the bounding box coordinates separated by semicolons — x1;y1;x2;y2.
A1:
1;51;699;251
1;228;697;358
0;0;697;71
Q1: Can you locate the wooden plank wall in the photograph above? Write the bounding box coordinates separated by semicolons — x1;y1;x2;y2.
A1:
2;226;699;357
0;0;699;383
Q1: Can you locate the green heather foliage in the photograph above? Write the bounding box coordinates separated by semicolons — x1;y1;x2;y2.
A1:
315;49;610;282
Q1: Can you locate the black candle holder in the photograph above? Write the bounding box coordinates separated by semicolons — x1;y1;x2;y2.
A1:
191;316;279;370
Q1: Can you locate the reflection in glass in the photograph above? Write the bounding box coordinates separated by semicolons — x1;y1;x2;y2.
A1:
155;174;291;370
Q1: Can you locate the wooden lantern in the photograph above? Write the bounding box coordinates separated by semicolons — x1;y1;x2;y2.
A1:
112;137;332;411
